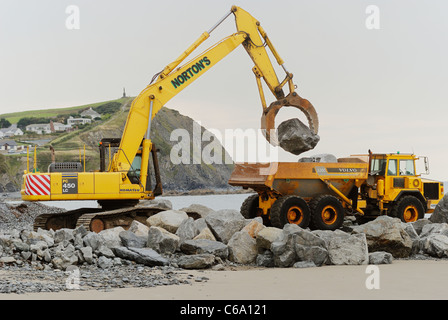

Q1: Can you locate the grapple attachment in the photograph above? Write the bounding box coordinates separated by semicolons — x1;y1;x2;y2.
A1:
261;92;319;147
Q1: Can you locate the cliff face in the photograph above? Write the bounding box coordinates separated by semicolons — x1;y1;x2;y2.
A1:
150;107;234;191
1;105;234;193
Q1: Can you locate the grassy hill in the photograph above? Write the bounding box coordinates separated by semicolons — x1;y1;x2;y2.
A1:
0;97;234;193
0;98;129;124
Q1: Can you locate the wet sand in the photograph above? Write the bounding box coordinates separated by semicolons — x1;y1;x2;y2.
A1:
3;259;448;300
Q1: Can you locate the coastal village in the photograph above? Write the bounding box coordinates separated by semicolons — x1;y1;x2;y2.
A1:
0;107;103;154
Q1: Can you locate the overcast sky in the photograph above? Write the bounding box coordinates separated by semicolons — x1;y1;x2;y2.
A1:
1;0;447;180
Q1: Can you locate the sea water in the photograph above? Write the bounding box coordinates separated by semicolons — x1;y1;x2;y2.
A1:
34;193;255;212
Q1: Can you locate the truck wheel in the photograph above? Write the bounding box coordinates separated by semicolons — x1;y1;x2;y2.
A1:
270;195;311;228
391;196;424;222
309;195;344;230
240;194;260;219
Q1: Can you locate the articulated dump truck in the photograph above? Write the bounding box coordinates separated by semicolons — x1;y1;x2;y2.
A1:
229;152;444;230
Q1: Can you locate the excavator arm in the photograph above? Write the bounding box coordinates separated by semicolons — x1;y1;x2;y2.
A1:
21;6;318;206
21;6;319;232
114;6;319;191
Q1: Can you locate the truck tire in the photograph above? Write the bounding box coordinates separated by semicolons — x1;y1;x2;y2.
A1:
240;194;260;219
270;195;311;228
390;195;424;222
309;195;345;231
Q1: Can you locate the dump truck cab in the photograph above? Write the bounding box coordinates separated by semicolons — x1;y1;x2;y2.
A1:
361;152;444;221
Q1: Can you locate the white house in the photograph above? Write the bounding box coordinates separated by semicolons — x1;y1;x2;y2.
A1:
26;122;67;134
67;116;92;126
0;140;17;151
81;107;101;119
0;124;23;137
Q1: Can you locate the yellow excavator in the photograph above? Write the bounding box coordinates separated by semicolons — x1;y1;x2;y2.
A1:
21;6;318;232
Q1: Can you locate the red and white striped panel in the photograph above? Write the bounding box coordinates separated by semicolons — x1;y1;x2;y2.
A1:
25;174;51;196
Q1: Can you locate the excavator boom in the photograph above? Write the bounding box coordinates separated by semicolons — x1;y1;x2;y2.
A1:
21;6;319;232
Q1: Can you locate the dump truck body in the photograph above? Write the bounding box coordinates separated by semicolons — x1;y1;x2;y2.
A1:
229;153;444;230
229;161;368;198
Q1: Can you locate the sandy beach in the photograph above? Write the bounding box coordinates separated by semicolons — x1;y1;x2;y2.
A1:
2;259;448;300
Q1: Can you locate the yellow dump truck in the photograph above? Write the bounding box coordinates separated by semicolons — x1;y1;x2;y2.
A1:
229;152;444;230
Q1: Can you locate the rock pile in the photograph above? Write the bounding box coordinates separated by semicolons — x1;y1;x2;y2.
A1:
2;196;448;293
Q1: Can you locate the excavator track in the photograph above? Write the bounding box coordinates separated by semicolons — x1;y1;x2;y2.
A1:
33;206;165;233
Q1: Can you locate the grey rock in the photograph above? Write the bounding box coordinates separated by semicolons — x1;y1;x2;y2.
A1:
277;118;320;155
96;245;115;258
112;246;168;266
147;226;179;254
411;219;432;235
83;232;104;251
293;261;317;268
430;193;448;223
369;251;393;264
420;223;448;239
228;231;257;264
139;198;173;211
119;230;147;248
146;210;188;233
180;204;215;219
98;256;113;269
175;217;198;243
298;153;337;163
256;251;275;267
327;233;369;265
205;209;247;244
423;234;448;258
295;244;328;267
180;239;228;259
176;254;215;269
352;216;413;258
99;227;125;248
12;239;30;252
0;256;16;264
54;228;74;244
80;246;93;264
128;220;150;237
256;227;284;250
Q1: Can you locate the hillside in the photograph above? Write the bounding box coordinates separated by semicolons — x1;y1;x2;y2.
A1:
0;98;234;193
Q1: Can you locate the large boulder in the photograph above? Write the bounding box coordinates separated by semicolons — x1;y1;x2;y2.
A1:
352;216;413;258
146;210;188;233
83;232;104;251
270;225;328;267
205;209;247;244
99;227;125;248
180;204;215;219
277;118;320;155
429;193;448;223
180;239;228;259
128;220;150;237
256;227;284;250
176;254;215;269
119;230;147;248
175;217;199;243
112;246;168;266
423;234;448;258
147;226;179;254
327;233;369;265
228;231;258;264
